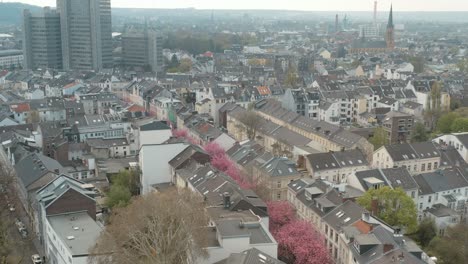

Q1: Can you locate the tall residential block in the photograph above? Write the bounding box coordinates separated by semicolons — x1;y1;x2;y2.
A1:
57;0;112;70
122;28;163;73
23;7;63;70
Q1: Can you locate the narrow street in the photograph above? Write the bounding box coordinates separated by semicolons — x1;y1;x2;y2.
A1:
1;191;41;264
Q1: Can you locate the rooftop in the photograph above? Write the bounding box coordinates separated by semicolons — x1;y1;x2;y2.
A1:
47;211;102;256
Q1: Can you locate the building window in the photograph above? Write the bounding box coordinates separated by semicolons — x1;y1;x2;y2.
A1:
277;181;281;188
434;162;438;169
411;191;415;198
419;203;423;209
277;192;281;200
428;163;432;170
414;165;417;171
421;164;425;172
428;196;432;203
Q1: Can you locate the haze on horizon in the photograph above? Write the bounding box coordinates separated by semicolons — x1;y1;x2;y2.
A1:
4;0;468;12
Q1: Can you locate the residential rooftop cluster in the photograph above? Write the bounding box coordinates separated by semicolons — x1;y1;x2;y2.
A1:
0;0;467;264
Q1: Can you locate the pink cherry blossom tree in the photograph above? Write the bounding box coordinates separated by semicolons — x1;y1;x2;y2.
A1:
267;201;296;234
211;154;233;172
203;141;225;157
172;129;188;138
172;129;197;144
275;220;331;264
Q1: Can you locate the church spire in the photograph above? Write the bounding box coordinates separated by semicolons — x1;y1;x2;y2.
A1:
387;4;394;29
385;4;395;49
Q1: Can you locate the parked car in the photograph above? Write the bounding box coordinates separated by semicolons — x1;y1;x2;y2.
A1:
15;218;24;229
19;227;28;239
31;254;42;264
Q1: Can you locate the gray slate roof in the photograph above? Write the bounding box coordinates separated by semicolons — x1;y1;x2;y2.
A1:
15;152;64;188
414;168;468;195
307;149;368;172
139;120;170;131
214;248;285;264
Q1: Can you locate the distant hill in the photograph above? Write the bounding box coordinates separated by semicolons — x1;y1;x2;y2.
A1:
0;2;41;25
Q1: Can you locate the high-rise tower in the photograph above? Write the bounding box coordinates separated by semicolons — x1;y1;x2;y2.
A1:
385;4;395;49
57;0;112;71
23;7;62;70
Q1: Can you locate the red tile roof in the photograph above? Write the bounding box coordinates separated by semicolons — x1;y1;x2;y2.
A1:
257;86;271;96
352;220;373;234
10;103;30;113
63;81;79;89
126;104;146;113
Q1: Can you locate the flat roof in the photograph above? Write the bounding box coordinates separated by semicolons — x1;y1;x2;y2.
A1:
0;50;22;57
47;211;102;256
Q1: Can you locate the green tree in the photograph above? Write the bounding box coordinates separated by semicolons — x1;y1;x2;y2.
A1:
168;54;180;69
369;126;388;150
408;56;425;73
451;117;468;132
357;187;418;233
178;58;193;72
427;223;468;264
112;170;140;196
106;185;131;209
408;218;437;248
411;122;428;142
436;112;460;133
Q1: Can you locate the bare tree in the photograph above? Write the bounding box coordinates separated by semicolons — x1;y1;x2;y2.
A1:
26;110;41;124
425;81;443;131
236;110;264;140
90;189;209;264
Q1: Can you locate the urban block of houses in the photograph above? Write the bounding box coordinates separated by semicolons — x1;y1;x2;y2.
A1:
373;142;441;174
305;149;369;183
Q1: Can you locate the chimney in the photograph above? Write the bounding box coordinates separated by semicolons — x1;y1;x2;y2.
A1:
374;1;378;25
362;212;370;222
297;155;305;169
371;197;379;216
223;192;231;209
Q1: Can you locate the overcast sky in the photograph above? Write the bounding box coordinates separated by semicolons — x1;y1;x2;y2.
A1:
5;0;468;11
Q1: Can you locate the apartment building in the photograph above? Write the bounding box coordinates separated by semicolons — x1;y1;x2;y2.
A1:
373;142;441;174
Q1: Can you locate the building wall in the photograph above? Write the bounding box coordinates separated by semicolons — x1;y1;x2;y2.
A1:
44;218;71;264
23;8;62;70
0;54;23;68
373;147;440;174
45;189;96;220
58;0;111;70
139;129;172;148
433;134;468;163
139;143;188;194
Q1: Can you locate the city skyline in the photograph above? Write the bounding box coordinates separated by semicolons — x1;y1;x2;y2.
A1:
4;0;468;11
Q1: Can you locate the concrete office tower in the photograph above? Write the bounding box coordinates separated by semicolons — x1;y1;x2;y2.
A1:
57;0;112;71
23;7;63;70
122;28;163;73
